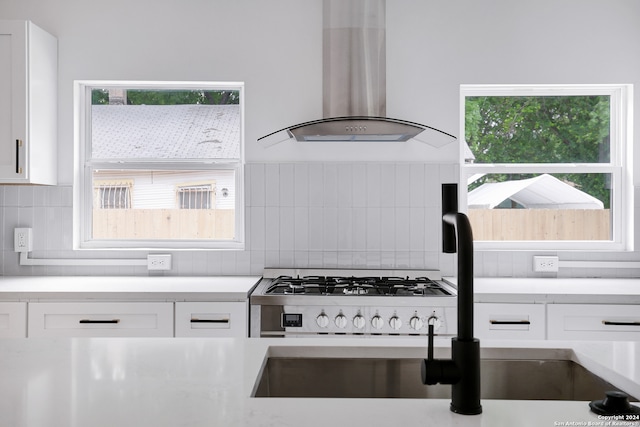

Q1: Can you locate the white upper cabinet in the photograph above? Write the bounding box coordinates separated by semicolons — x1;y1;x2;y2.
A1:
0;20;57;185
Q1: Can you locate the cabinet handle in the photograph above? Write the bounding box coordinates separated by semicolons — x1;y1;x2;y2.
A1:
602;320;640;326
190;318;229;324
79;319;120;324
15;139;20;174
489;320;531;325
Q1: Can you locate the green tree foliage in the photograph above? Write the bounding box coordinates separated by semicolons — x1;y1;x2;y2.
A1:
91;89;239;105
465;96;611;208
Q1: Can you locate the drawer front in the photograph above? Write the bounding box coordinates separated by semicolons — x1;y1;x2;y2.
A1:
475;303;546;340
0;302;27;338
27;302;174;337
175;302;247;337
548;304;640;341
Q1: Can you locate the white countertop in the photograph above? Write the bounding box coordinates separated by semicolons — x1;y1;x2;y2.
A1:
0;337;638;427
448;277;640;303
0;276;261;301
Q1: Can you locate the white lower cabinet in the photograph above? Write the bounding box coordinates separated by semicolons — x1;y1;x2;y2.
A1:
547;304;640;341
475;303;546;340
175;302;247;337
0;302;27;337
27;302;174;337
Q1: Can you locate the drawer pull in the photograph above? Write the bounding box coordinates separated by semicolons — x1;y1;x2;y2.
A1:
191;318;229;324
79;319;120;324
490;320;531;325
602;320;640;326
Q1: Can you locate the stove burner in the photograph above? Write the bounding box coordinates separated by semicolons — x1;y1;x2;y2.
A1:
265;275;451;296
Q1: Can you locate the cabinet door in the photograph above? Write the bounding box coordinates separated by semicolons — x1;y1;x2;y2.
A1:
475;303;546;340
548;304;640;341
28;302;174;337
0;302;27;338
0;20;56;184
175;302;247;337
0;21;27;180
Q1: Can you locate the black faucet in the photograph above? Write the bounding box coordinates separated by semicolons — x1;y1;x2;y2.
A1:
421;184;482;415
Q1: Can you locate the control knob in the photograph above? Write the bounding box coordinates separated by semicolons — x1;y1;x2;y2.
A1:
428;315;442;331
334;314;347;328
389;315;402;330
409;315;424;330
371;315;384;330
353;315;366;329
316;313;329;328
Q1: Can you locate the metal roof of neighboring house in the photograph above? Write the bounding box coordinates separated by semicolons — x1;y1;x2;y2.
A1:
468;173;604;209
91;104;240;159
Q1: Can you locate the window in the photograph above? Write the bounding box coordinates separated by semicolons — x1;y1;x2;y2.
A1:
460;84;632;250
94;180;132;209
177;183;214;209
74;81;244;249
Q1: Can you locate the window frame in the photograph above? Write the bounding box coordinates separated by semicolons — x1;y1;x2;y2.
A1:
459;84;633;251
73;80;245;250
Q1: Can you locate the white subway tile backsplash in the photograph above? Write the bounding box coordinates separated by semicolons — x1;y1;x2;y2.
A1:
307;163;324;207
248;163;265;207
366;163;381;207
265;206;280;251
308;207;324;251
336;164;353;207
410;207;426;252
379;164;395;207
322;251;338;267
394;207;410;251
352;207;367;250
279;164;295;207
366;207;381;251
323;163;338;207
265;163;280;207
278;206;294;251
3;186;19;207
351;164;367;207
294;164;309;207
322;207;338;251
424;165;440;207
395;165;411;207
409;164;425;207
250;206;266;251
380;207;395;251
337;207;353;251
294;207;309;251
308;251;324;268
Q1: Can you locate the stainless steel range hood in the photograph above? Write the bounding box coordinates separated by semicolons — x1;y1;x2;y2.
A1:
258;0;456;147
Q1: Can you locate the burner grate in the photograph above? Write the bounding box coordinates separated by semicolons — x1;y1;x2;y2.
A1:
265;275;451;296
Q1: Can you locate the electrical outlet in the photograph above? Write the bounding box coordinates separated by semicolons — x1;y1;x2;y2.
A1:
533;256;559;272
147;254;172;271
14;228;33;252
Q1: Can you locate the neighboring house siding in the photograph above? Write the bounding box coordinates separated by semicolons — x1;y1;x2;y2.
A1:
93;170;236;210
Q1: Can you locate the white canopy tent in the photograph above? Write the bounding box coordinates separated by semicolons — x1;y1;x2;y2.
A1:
467;174;604;210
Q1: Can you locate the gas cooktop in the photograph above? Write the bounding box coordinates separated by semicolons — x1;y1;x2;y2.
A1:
250;269;458;337
264;275;452;297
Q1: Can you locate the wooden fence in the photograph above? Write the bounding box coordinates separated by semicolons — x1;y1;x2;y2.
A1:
93;209;235;240
468;209;611;241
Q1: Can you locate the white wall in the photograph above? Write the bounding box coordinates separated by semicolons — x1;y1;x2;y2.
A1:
1;0;640;277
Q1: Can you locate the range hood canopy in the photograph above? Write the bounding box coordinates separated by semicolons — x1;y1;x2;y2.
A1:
258;0;456;147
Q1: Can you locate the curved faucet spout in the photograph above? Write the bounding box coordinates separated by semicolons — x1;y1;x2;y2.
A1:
422;194;482;415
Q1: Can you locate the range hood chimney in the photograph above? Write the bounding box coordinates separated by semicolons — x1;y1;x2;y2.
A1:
259;0;456;147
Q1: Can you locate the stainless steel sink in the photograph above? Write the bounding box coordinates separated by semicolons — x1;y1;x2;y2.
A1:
252;348;637;401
